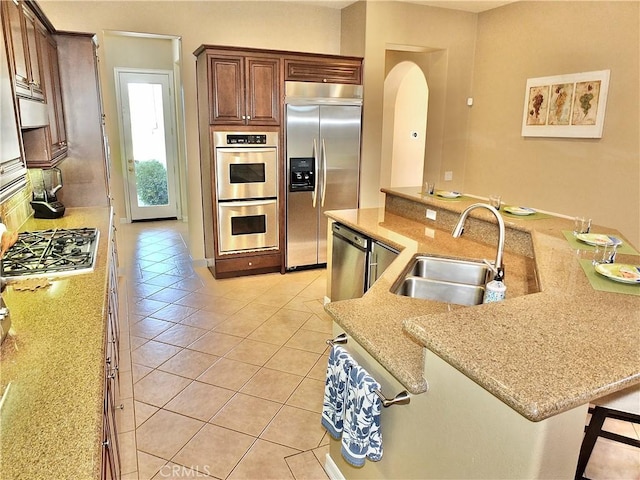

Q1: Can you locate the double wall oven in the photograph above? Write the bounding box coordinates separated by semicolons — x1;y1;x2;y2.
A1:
213;132;279;255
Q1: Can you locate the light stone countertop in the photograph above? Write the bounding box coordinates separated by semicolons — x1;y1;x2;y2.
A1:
324;187;640;422
0;207;113;480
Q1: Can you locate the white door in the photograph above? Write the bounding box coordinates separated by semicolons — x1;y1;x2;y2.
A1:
117;71;179;220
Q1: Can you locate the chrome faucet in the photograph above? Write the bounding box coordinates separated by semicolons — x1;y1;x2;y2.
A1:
452;203;506;275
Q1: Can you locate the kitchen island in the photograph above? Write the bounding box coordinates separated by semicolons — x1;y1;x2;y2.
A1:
323;187;639;479
0;207;114;480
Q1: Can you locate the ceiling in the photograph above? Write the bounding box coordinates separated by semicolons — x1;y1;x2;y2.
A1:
296;0;517;12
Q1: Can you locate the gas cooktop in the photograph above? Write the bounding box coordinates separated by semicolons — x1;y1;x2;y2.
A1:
0;228;100;280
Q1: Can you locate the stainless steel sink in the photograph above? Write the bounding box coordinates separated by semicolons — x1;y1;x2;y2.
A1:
392;255;492;306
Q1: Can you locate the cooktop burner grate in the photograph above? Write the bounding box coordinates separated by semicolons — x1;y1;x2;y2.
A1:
1;228;100;279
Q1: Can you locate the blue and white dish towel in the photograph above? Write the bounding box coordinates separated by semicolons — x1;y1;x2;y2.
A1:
341;364;383;466
322;345;383;466
321;345;355;439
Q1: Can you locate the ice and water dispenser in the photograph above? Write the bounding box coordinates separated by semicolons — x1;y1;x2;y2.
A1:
289;157;315;191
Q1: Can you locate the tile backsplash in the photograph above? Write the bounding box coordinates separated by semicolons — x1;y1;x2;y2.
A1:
0;176;33;230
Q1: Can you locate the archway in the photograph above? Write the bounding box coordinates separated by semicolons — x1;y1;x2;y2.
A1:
381;60;428;190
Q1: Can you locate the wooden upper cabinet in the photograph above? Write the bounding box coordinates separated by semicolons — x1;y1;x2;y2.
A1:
21;6;44;99
284;56;362;85
208;55;243;125
3;0;30;96
208;53;280;126
37;28;67;162
245;56;280;125
4;0;45;100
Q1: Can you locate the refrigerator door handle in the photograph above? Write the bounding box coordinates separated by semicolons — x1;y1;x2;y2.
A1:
312;138;319;208
321;138;327;207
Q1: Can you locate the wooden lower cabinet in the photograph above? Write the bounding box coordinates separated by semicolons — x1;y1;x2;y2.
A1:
101;363;120;480
102;221;121;480
213;252;282;278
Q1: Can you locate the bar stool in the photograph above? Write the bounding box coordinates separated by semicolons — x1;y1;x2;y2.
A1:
574;385;640;480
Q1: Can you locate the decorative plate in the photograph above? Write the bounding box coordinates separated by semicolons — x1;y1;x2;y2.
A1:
576;233;622;247
504;206;536;216
594;263;640;284
435;190;461;199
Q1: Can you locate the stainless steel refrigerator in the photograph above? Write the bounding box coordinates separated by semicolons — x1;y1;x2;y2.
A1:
285;81;363;269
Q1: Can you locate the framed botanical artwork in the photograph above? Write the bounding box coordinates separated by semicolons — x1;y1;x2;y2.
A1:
521;69;610;138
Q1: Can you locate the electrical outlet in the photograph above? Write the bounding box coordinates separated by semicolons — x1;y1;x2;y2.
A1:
444;171;453;181
426;209;437;220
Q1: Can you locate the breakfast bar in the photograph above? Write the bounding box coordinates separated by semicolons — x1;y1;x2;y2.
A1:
323;187;639;479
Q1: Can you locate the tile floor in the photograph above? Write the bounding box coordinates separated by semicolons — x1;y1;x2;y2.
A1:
115;220;639;480
116;220;331;479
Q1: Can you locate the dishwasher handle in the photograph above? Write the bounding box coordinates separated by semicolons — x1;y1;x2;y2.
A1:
332;223;368;250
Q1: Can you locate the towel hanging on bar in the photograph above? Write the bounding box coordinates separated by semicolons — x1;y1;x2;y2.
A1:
341;364;383;466
322;345;355;439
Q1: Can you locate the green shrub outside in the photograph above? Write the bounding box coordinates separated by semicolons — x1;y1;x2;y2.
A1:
136;160;168;206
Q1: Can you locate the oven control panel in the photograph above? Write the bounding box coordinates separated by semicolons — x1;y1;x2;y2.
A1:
214;131;278;148
226;134;267;145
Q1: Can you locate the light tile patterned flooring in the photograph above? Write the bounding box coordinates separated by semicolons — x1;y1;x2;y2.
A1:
116;220;331;479
115;220;639;480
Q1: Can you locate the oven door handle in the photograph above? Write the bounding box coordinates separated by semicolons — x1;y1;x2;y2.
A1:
220;199;276;208
312;138;319;208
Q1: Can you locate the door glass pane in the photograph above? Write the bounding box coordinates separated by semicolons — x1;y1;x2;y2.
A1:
128;83;169;207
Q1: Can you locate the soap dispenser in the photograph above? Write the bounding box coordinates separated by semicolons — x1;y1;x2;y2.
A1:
483;267;506;303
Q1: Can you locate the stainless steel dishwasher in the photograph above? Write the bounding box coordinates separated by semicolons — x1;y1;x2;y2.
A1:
367;240;399;290
331;223;369;301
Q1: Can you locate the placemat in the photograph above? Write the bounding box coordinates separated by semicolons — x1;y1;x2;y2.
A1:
432;193;468;202
562;230;639;256
579;259;640;296
502;209;552;220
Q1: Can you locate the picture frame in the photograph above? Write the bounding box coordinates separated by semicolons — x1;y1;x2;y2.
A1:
521;69;610;138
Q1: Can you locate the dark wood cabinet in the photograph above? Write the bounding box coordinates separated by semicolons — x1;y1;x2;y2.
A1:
214;251;282;278
3;0;44;100
54;32;110;207
0;2;27;203
102;222;121;480
3;0;29;96
207;53;280;126
21;5;43;98
37;27;67;162
2;0;67;169
284;55;362;85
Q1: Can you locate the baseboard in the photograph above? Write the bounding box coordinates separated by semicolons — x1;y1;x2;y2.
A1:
324;453;345;480
191;258;209;269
